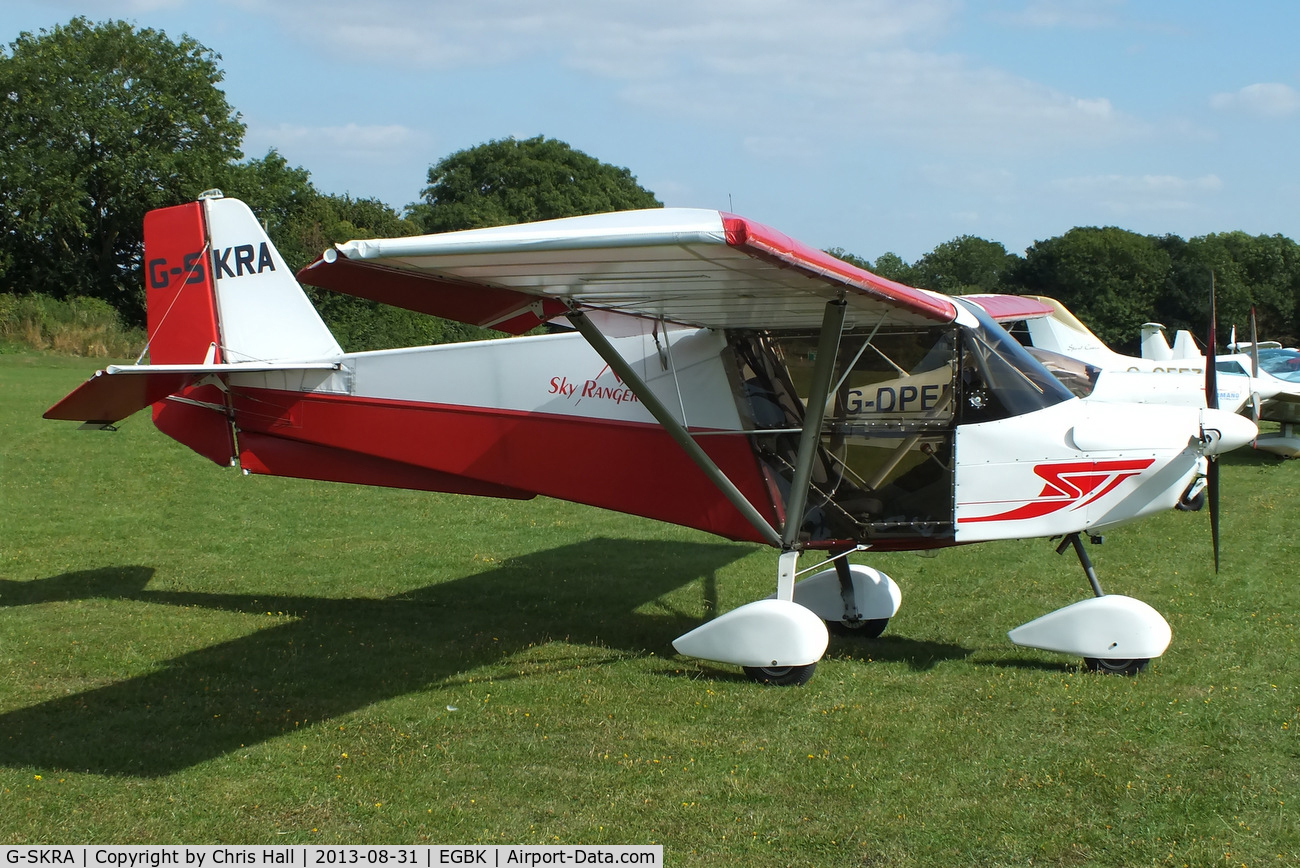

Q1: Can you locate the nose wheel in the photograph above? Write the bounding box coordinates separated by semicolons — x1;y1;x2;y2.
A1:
827;617;890;638
1083;657;1149;676
743;663;818;685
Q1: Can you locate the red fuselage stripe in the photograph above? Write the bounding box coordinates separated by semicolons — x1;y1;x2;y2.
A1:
230;387;777;544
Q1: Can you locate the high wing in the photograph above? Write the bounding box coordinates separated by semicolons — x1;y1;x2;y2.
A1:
298;208;957;331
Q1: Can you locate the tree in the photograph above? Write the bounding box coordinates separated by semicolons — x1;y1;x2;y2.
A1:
824;247;874;271
218;149;322;271
866;252;915;285
0;17;245;324
1198;232;1300;345
1008;227;1172;351
297;192;496;350
410;136;661;233
910;235;1019;295
1153;232;1300;348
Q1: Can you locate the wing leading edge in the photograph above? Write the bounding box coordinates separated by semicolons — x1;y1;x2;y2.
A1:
297;209;957;332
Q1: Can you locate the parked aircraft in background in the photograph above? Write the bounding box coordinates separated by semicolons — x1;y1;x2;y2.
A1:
1149;321;1300;458
964;294;1252;412
46;195;1256;684
969;294;1300;459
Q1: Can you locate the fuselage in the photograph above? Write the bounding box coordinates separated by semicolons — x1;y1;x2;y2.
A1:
199;302;1247;551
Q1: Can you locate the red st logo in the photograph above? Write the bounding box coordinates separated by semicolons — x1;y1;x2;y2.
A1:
962;459;1155;523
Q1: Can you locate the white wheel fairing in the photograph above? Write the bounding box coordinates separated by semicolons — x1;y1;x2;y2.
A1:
1007;595;1172;660
771;564;902;622
672;599;829;668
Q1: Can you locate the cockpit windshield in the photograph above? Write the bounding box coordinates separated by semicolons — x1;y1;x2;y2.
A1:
1024;346;1101;398
1257;348;1300;383
953;298;1075;421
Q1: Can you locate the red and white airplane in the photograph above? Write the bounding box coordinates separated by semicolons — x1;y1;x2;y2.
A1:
46;193;1257;684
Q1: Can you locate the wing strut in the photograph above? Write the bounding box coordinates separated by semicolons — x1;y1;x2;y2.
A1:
564;308;783;548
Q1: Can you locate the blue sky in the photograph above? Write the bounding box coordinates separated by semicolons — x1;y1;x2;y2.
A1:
4;0;1299;262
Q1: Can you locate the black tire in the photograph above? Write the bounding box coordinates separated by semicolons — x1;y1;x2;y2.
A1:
742;663;817;686
827;617;889;639
1083;657;1150;676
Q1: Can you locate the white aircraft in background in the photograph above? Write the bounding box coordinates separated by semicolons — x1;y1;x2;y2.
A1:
1146;320;1300;459
964;294;1253;413
968;293;1300;458
46;194;1256;683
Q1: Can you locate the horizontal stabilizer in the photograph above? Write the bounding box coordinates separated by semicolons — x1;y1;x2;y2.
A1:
44;362;339;425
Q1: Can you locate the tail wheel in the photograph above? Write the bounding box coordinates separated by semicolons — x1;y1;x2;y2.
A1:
1083;657;1150;676
743;663;817;686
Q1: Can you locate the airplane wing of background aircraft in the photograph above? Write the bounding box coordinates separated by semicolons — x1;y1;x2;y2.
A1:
966;294;1297;458
46;193;1257;684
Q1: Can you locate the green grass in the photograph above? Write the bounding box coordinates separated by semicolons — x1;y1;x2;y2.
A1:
2;353;1297;866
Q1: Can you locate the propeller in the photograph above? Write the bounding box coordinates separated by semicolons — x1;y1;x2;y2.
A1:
1249;306;1262;423
1250;305;1261;378
1205;274;1220;572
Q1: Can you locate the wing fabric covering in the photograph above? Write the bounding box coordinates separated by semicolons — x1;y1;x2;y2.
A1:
299;209;957;330
960;294;1057;323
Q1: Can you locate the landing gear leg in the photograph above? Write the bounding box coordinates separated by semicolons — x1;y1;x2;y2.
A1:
1058;532;1104;598
828;555;890;639
1061;532;1149;674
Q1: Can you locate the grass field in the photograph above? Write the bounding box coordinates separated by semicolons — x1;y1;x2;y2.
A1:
2;353;1297;866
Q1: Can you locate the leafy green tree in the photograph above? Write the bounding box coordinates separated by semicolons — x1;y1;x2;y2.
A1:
1155;232;1300;348
1200;232;1299;344
1008;227;1172;350
866;252;915;285
410;136;661;232
911;235;1019;295
298;192;496;350
0;17;244;325
218;149;322;271
824;247;876;273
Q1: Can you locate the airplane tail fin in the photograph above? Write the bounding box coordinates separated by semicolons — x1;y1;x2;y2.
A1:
47;193;342;465
146;192;342;365
1170;329;1200;360
1140;323;1172;361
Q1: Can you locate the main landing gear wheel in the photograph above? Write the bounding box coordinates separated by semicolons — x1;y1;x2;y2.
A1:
827;617;889;639
1083;657;1150;676
743;663;817;686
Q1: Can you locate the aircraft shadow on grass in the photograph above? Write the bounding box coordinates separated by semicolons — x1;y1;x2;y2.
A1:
0;539;972;777
0;538;746;777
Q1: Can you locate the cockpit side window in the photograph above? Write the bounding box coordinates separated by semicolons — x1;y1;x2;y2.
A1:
727;326;957;545
1258;348;1300;383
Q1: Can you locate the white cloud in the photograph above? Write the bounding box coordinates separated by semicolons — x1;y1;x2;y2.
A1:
1210;83;1300;119
994;0;1126;29
245;122;428;159
1049;173;1223;214
73;0;187;12
235;0;1143;156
